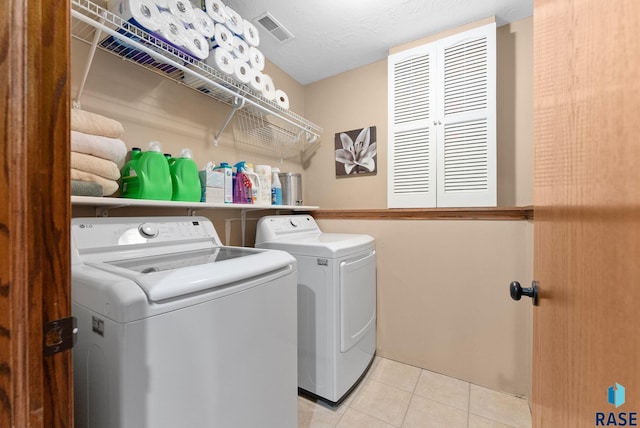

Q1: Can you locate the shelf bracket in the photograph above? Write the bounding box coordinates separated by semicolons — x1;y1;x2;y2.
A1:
214;97;245;146
240;209;247;247
95;206;110;217
73;13;106;108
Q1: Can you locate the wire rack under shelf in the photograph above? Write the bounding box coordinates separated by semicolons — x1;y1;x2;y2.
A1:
234;109;320;160
70;0;322;156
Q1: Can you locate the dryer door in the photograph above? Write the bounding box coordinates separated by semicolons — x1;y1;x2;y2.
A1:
339;249;377;353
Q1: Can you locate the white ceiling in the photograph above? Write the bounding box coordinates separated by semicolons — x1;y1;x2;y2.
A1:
223;0;533;85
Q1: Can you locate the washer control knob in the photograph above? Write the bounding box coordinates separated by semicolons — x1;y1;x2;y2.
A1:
289;218;299;228
139;223;159;238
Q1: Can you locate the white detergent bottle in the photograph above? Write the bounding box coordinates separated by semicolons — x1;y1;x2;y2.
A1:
245;163;261;205
255;165;272;205
271;167;282;205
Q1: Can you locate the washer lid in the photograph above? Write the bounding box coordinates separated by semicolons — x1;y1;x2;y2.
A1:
87;247;294;302
257;233;374;258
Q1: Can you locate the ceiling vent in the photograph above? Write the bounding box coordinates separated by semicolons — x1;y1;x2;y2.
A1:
255;12;294;43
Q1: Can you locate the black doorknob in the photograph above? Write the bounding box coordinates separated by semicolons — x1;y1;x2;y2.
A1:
510;281;539;306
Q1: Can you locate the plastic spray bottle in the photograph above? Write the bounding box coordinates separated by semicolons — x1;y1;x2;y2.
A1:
271;167;282;205
233;161;253;204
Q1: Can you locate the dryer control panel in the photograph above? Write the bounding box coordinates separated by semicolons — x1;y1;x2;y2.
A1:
255;215;319;242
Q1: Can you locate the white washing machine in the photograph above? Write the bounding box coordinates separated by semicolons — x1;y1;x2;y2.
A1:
71;216;298;428
255;215;376;405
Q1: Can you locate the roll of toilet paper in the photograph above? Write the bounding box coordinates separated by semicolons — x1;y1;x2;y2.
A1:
211;22;233;51
233;60;252;84
249;69;264;92
182;28;209;59
232;36;250;63
275;89;290;110
111;0;165;33
166;0;195;24
191;8;215;38
204;0;227;23
206;47;235;75
243;20;260;47
158;11;187;47
224;6;243;35
261;74;276;101
248;46;265;71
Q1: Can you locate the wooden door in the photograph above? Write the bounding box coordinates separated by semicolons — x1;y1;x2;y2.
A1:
1;0;72;427
533;0;640;426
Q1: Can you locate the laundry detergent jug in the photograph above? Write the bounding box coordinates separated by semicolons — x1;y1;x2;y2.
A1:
169;148;201;202
120;141;172;200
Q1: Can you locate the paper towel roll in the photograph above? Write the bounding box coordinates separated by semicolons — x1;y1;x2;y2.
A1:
233;60;252;84
243;20;260;47
204;0;227;23
249;69;264;92
112;0;165;33
158;11;187;47
211;23;233;51
232;36;250;63
248;46;265;71
191;8;215;38
275;89;290;109
182;28;209;59
205;47;235;75
261;74;276;101
166;0;195;24
224;6;243;35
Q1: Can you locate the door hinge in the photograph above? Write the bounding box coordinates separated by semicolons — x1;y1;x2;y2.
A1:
44;316;78;356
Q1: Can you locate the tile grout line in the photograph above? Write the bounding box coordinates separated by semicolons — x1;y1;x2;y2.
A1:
398;367;422;428
466;382;471;428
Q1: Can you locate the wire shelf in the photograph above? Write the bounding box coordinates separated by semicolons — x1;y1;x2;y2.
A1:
70;0;322;157
234;109;319;160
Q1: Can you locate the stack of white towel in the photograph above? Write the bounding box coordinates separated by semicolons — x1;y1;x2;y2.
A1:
70;109;128;197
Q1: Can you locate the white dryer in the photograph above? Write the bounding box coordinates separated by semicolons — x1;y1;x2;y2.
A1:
255;215;376;405
71;216;298;428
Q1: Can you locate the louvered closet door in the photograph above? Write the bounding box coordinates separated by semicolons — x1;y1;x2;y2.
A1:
436;23;496;207
387;44;437;208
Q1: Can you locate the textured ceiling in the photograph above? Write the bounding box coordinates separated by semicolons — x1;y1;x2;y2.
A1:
223;0;533;85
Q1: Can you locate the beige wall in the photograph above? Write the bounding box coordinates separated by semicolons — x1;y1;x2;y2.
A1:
71;39;305;176
497;18;534;207
71;17;534;398
304;17;533;209
303;17;534;397
317;219;533;397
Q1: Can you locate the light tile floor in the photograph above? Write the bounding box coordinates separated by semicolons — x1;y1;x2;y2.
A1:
298;357;531;428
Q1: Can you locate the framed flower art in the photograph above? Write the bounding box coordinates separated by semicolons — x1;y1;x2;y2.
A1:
335;126;377;177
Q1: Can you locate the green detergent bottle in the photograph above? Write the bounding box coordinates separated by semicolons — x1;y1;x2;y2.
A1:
120;141;173;200
169;148;202;202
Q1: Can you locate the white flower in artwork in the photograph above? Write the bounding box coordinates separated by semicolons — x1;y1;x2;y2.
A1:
335;127;377;174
